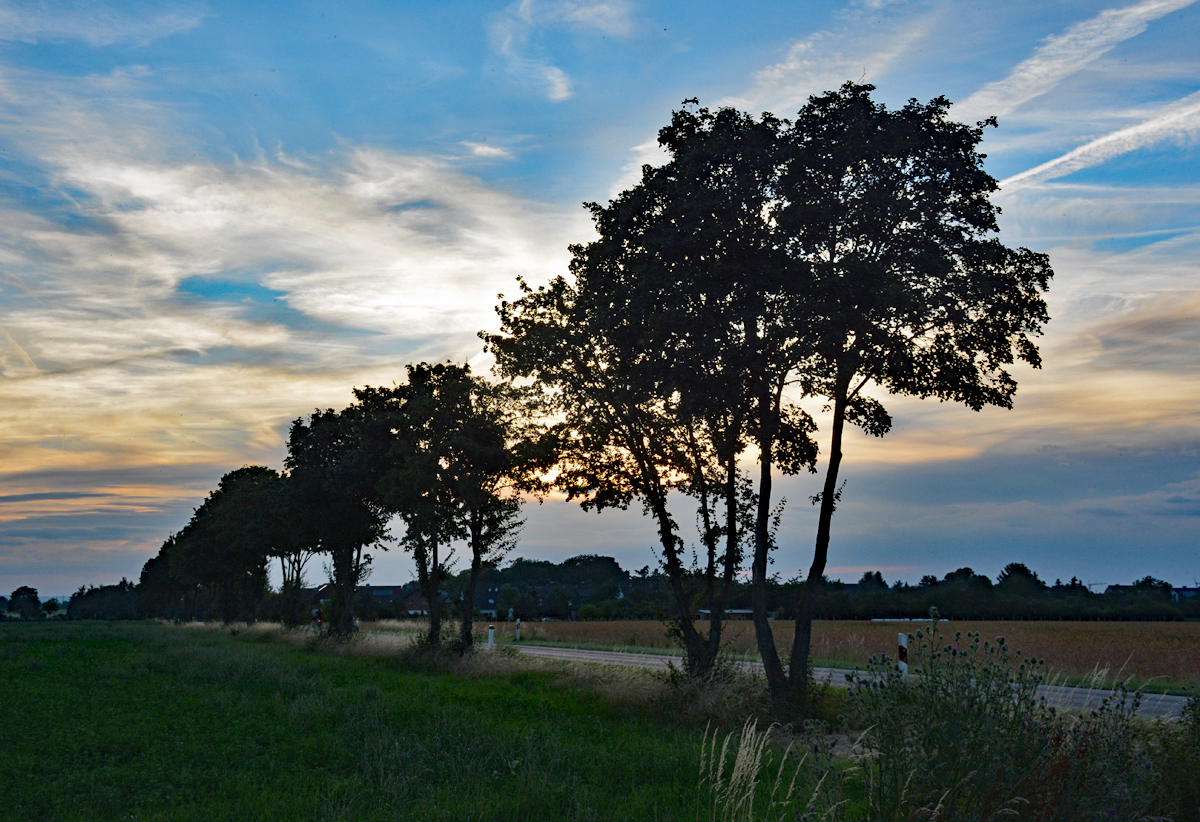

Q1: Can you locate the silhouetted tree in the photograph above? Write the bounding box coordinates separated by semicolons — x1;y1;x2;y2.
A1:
1132;576;1174;601
8;586;41;620
358;363;544;651
488;269;758;675
996;562;1049;597
67;579;136;620
168;466;282;622
771;83;1052;704
486;105;818;676
287;410;390;635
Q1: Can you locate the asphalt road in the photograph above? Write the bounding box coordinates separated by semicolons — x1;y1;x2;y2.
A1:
511;644;1188;719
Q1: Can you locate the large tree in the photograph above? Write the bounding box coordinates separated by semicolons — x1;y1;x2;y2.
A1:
286;409;390;635
169;466;279;623
771;83;1052;702
358;362;539;651
487;105;816;678
492;84;1051;701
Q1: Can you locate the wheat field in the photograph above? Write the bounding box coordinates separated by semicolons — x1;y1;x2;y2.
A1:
467;618;1200;686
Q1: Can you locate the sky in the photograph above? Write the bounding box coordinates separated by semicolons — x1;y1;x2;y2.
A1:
1;0;1198;598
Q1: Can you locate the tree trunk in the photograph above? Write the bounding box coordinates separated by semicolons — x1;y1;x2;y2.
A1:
460;513;483;653
648;493;708;675
751;429;787;699
704;453;742;669
427;538;441;645
333;543;357;635
788;374;849;698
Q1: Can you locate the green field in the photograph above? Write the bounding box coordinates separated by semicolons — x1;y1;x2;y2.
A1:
7;621;1200;822
1;622;705;821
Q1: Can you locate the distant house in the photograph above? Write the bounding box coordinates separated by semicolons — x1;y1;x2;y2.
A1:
394;588;430;616
360;585;406;607
476;584;501;618
303;583;336;604
1103;583;1196;601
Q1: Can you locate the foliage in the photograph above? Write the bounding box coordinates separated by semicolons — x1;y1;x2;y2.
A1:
1149;688;1200;821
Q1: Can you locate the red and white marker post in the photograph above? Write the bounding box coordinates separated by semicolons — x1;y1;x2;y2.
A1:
898;633;908;679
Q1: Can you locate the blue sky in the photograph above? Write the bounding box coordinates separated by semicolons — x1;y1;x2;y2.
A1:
1;0;1199;597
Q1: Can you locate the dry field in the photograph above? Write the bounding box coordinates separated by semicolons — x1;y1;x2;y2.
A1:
452;618;1200;688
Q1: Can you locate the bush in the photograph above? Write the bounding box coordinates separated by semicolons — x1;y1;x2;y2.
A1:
845;610;1161;821
1151;689;1200;821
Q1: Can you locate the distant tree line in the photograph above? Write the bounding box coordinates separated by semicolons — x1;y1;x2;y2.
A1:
29;557;1196;625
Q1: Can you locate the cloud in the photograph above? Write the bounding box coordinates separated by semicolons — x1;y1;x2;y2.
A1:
463;141;516;160
0;1;204;47
1000;90;1200;189
720;8;937;115
489;0;634;102
957;0;1197;122
0;63;588;486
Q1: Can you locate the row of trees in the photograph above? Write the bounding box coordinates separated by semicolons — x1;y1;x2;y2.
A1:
130;82;1051;708
138;363;550;651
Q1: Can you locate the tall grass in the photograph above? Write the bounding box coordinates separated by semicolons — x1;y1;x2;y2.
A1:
697;719;842;822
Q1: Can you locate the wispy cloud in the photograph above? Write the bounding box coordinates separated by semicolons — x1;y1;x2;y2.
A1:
957;0;1197;122
0;64;587;483
720;7;937;115
489;0;634;102
462;141;515;160
1000;90;1200;189
0;1;204;47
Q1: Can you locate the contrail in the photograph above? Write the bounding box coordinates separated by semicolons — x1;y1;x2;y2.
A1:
1000;90;1200;190
958;0;1197;121
0;327;39;374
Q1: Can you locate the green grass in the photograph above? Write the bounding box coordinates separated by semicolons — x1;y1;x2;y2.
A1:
1;622;707;821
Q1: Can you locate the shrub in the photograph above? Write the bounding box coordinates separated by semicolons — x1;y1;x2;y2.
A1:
845;610;1161;821
1151;688;1200;821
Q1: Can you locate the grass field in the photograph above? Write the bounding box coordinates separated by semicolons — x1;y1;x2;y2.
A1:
406;618;1200;693
1;621;707;821
5;621;1199;821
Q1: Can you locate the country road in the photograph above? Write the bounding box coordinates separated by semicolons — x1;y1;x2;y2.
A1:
511;644;1189;719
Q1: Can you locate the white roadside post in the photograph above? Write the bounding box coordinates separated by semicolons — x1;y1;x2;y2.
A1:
515;618;521;643
488;624;495;651
898;633;908;680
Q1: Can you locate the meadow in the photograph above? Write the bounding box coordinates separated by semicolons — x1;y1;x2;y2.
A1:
1;621;705;821
444;618;1200;693
5;620;1199;821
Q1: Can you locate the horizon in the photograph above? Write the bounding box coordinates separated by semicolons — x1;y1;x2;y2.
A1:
1;0;1199;595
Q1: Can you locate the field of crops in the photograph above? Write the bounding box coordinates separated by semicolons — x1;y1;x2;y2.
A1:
454;618;1200;689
